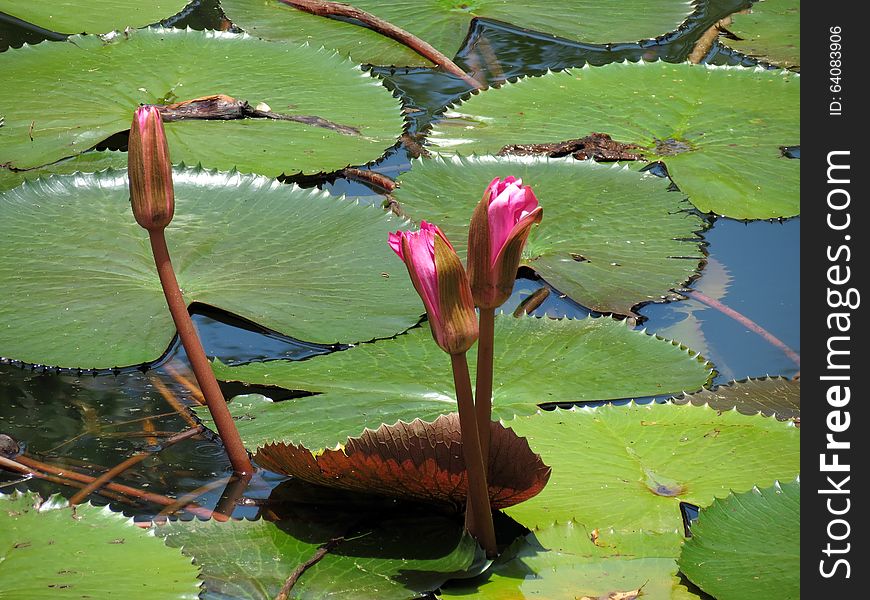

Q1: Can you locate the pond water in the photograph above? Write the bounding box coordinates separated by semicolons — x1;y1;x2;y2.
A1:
0;0;798;524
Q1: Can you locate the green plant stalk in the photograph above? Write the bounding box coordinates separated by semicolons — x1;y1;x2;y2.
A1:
450;352;497;557
149;229;254;475
474;307;495;468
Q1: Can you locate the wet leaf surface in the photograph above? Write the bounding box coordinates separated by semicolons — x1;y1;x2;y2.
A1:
207;315;713;451
160;511;477;600
678;479;799;599
256;413;551;510
722;0;800;70
0;28;403;176
0;491;201;599
0;168;421;368
0;0;191;34
501;403;800;532
220;0;697;67
428;62;800;219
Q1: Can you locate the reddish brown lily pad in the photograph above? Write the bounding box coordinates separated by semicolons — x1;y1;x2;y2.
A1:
255;413;551;510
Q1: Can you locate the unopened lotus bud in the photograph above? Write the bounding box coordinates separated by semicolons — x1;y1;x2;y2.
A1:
128;105;174;231
468;177;543;309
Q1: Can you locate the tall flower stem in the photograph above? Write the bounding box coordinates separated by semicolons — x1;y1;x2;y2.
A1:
149;229;254;475
450;352;497;557
474;307;496;467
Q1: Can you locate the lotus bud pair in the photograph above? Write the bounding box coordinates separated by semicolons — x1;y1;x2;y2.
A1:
128;105;174;231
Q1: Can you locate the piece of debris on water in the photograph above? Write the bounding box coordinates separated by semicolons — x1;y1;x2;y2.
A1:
498;133;645;161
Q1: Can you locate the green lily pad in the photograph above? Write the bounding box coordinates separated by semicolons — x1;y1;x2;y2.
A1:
0;1;191;34
0;150;128;193
160;514;476;600
0;28;403;176
428;62;800;219
0;491;200;599
393;155;705;315
678;479;800;600
671;376;799;420
220;0;697;67
501;403;800;531
0;168;421;368
208;315;713;451
441;524;700;599
723;0;800;70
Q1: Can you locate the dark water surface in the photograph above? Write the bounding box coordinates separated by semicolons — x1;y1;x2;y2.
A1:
1;0;797;519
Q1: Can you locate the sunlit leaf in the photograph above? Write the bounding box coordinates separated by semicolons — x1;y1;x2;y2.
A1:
722;0;800;70
428;62;799;219
0;168;421;368
0;491;200;599
160;513;477;600
220;0;697;67
256;413;551;509
208;315;713;451
678;479;800;600
0;150;128;193
440;523;700;599
502;403;800;531
0;28;403;176
393;155;704;315
0;1;191;34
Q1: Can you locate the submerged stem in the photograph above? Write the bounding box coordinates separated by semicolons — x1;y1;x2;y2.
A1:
474;308;495;468
450;352;497;557
149;229;254;475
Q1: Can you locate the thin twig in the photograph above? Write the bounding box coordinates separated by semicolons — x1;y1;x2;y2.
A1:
275;537;345;600
44;410;181;454
12;455;214;518
162;362;206;405
68;427;203;506
156;475;234;521
277;0;483;89
688;290;800;367
148;374;202;428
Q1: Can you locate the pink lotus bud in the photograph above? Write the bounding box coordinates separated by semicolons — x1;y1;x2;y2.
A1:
389;222;479;355
468;177;543;309
128;105;174;231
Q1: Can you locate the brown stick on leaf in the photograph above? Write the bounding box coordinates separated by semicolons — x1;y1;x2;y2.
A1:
277;0;483;89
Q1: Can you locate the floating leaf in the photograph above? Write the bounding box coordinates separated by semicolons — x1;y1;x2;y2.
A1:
160;513;476;600
0;0;191;34
428;62;800;219
256;413;551;509
440;523;700;600
501;403;800;531
678;479;800;600
393;155;704;315
722;0;800;70
0;168;421;368
208;315;713;451
220;0;697;67
0;28;403;175
0;491;200;599
0;150;128;193
671;376;799;420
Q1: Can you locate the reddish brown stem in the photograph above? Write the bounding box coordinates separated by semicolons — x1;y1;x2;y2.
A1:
10;455;214;518
277;0;483;89
213;472;253;520
68;427;203;506
688;290;801;367
149;229;254;475
474;308;495;468
342;167;397;192
450;352;497;557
